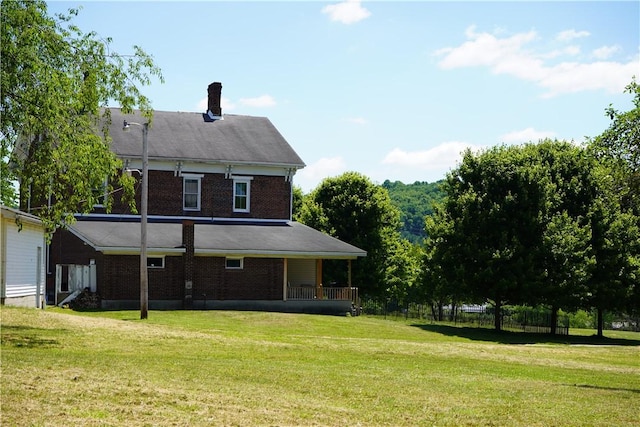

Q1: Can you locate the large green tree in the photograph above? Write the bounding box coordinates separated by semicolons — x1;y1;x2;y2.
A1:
1;1;163;231
587;79;640;335
423;205;473;321
530;141;597;333
298;172;403;298
425;145;547;330
585;168;639;337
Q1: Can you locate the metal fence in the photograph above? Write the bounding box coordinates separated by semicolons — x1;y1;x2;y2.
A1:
360;300;569;335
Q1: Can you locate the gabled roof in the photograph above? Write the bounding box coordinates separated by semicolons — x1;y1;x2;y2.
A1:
104;108;306;168
68;221;366;259
1;205;43;226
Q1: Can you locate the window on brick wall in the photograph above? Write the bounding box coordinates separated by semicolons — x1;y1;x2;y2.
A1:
92;177;108;207
183;174;203;211
147;256;165;268
225;257;243;269
233;176;252;212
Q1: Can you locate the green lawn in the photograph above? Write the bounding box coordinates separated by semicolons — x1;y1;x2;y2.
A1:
2;307;639;426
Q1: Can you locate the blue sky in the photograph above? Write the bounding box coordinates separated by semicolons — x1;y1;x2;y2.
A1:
46;1;639;192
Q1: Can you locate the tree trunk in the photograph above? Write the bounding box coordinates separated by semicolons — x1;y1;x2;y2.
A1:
597;307;604;338
437;302;444;321
494;300;502;331
449;302;456;322
550;305;558;336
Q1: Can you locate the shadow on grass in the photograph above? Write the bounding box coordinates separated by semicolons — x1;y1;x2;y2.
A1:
1;325;62;348
411;323;640;346
567;383;640;394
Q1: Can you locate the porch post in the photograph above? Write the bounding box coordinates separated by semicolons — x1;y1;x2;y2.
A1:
316;259;323;299
348;259;353;301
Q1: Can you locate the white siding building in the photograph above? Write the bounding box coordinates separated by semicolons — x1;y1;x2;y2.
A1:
1;206;46;308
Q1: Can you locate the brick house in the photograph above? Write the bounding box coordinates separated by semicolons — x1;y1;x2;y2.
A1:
49;82;365;314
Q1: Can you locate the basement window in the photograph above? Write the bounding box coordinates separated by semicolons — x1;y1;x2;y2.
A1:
225;257;243;270
147;257;165;269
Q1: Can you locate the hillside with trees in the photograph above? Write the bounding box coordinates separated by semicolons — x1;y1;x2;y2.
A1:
382;180;444;243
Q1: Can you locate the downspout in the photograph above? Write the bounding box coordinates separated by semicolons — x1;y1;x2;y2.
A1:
0;215;6;305
282;258;288;301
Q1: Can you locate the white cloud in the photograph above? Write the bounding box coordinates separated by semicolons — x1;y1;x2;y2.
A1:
538;60;637;98
382;142;483;169
239;95;276;108
592;45;621;60
435;25;539;70
322;0;371;25
196;96;236;112
295;156;347;192
500;127;556;144
434;26;638;97
556;29;590;42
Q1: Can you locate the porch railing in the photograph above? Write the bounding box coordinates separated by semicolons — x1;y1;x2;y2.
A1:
287;286;358;303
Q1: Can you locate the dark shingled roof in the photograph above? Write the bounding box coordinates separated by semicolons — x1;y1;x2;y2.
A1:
104;108;306;168
69;221;366;259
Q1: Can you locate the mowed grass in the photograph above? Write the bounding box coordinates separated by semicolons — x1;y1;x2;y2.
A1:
2;307;639;426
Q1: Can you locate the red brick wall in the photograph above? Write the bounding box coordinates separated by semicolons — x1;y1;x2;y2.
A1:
108;171;291;219
101;255;184;300
193;257;284;300
95;253;283;302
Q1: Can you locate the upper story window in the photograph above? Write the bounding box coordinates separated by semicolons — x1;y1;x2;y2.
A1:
233;176;252;212
92;178;108;207
183;174;203;211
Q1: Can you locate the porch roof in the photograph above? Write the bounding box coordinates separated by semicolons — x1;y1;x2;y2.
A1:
68;220;366;259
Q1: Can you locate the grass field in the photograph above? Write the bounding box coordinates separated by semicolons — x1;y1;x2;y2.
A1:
2;307;639;426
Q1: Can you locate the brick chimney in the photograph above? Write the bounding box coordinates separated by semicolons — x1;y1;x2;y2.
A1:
207;82;222;117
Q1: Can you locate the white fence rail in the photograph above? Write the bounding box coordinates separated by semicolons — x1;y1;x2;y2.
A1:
287;286;358;303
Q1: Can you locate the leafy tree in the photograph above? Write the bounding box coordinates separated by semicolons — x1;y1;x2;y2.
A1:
429;145;546;330
587;79;640;336
384;238;422;305
529;140;597;333
540;211;592;332
587;187;639;337
1;1;163;232
423;206;473;320
298;172;402;298
1;142;18;206
590;78;640;215
291;185;304;220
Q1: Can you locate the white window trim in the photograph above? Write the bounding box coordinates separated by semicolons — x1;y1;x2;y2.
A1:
183;173;204;211
225;257;244;270
232;176;253;213
147;256;165;269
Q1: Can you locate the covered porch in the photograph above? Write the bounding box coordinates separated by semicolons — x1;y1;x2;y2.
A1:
284;258;358;304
